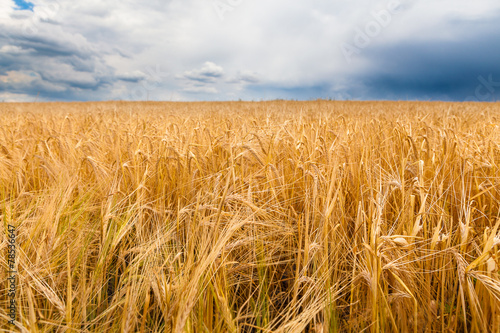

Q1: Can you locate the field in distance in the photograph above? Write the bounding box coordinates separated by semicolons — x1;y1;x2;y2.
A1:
0;101;499;332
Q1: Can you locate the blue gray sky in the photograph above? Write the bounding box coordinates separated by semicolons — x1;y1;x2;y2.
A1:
1;0;499;102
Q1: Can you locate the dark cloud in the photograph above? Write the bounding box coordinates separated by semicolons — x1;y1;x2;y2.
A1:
0;9;116;101
1;0;500;101
344;16;500;101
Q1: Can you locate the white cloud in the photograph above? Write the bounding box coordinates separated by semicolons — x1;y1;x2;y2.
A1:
179;61;224;84
0;91;35;102
182;86;218;94
0;44;29;54
117;70;147;82
0;70;37;85
227;71;260;84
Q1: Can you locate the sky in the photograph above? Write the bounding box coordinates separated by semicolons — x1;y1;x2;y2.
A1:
0;0;500;102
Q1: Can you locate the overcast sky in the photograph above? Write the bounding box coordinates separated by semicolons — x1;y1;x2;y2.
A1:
1;0;500;102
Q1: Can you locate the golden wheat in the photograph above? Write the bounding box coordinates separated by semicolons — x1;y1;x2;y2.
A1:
0;101;499;332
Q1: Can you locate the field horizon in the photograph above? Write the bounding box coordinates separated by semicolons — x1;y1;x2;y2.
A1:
1;101;499;332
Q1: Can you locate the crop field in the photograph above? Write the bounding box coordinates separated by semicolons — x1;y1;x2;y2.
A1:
0;101;500;332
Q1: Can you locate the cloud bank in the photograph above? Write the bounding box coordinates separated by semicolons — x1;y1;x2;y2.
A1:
1;0;499;102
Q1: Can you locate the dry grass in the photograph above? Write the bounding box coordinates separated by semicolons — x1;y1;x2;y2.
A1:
0;100;499;332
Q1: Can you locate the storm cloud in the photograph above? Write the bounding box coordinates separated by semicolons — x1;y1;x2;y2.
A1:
0;0;499;101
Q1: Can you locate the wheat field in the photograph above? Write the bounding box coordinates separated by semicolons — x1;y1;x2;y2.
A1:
0;101;499;332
